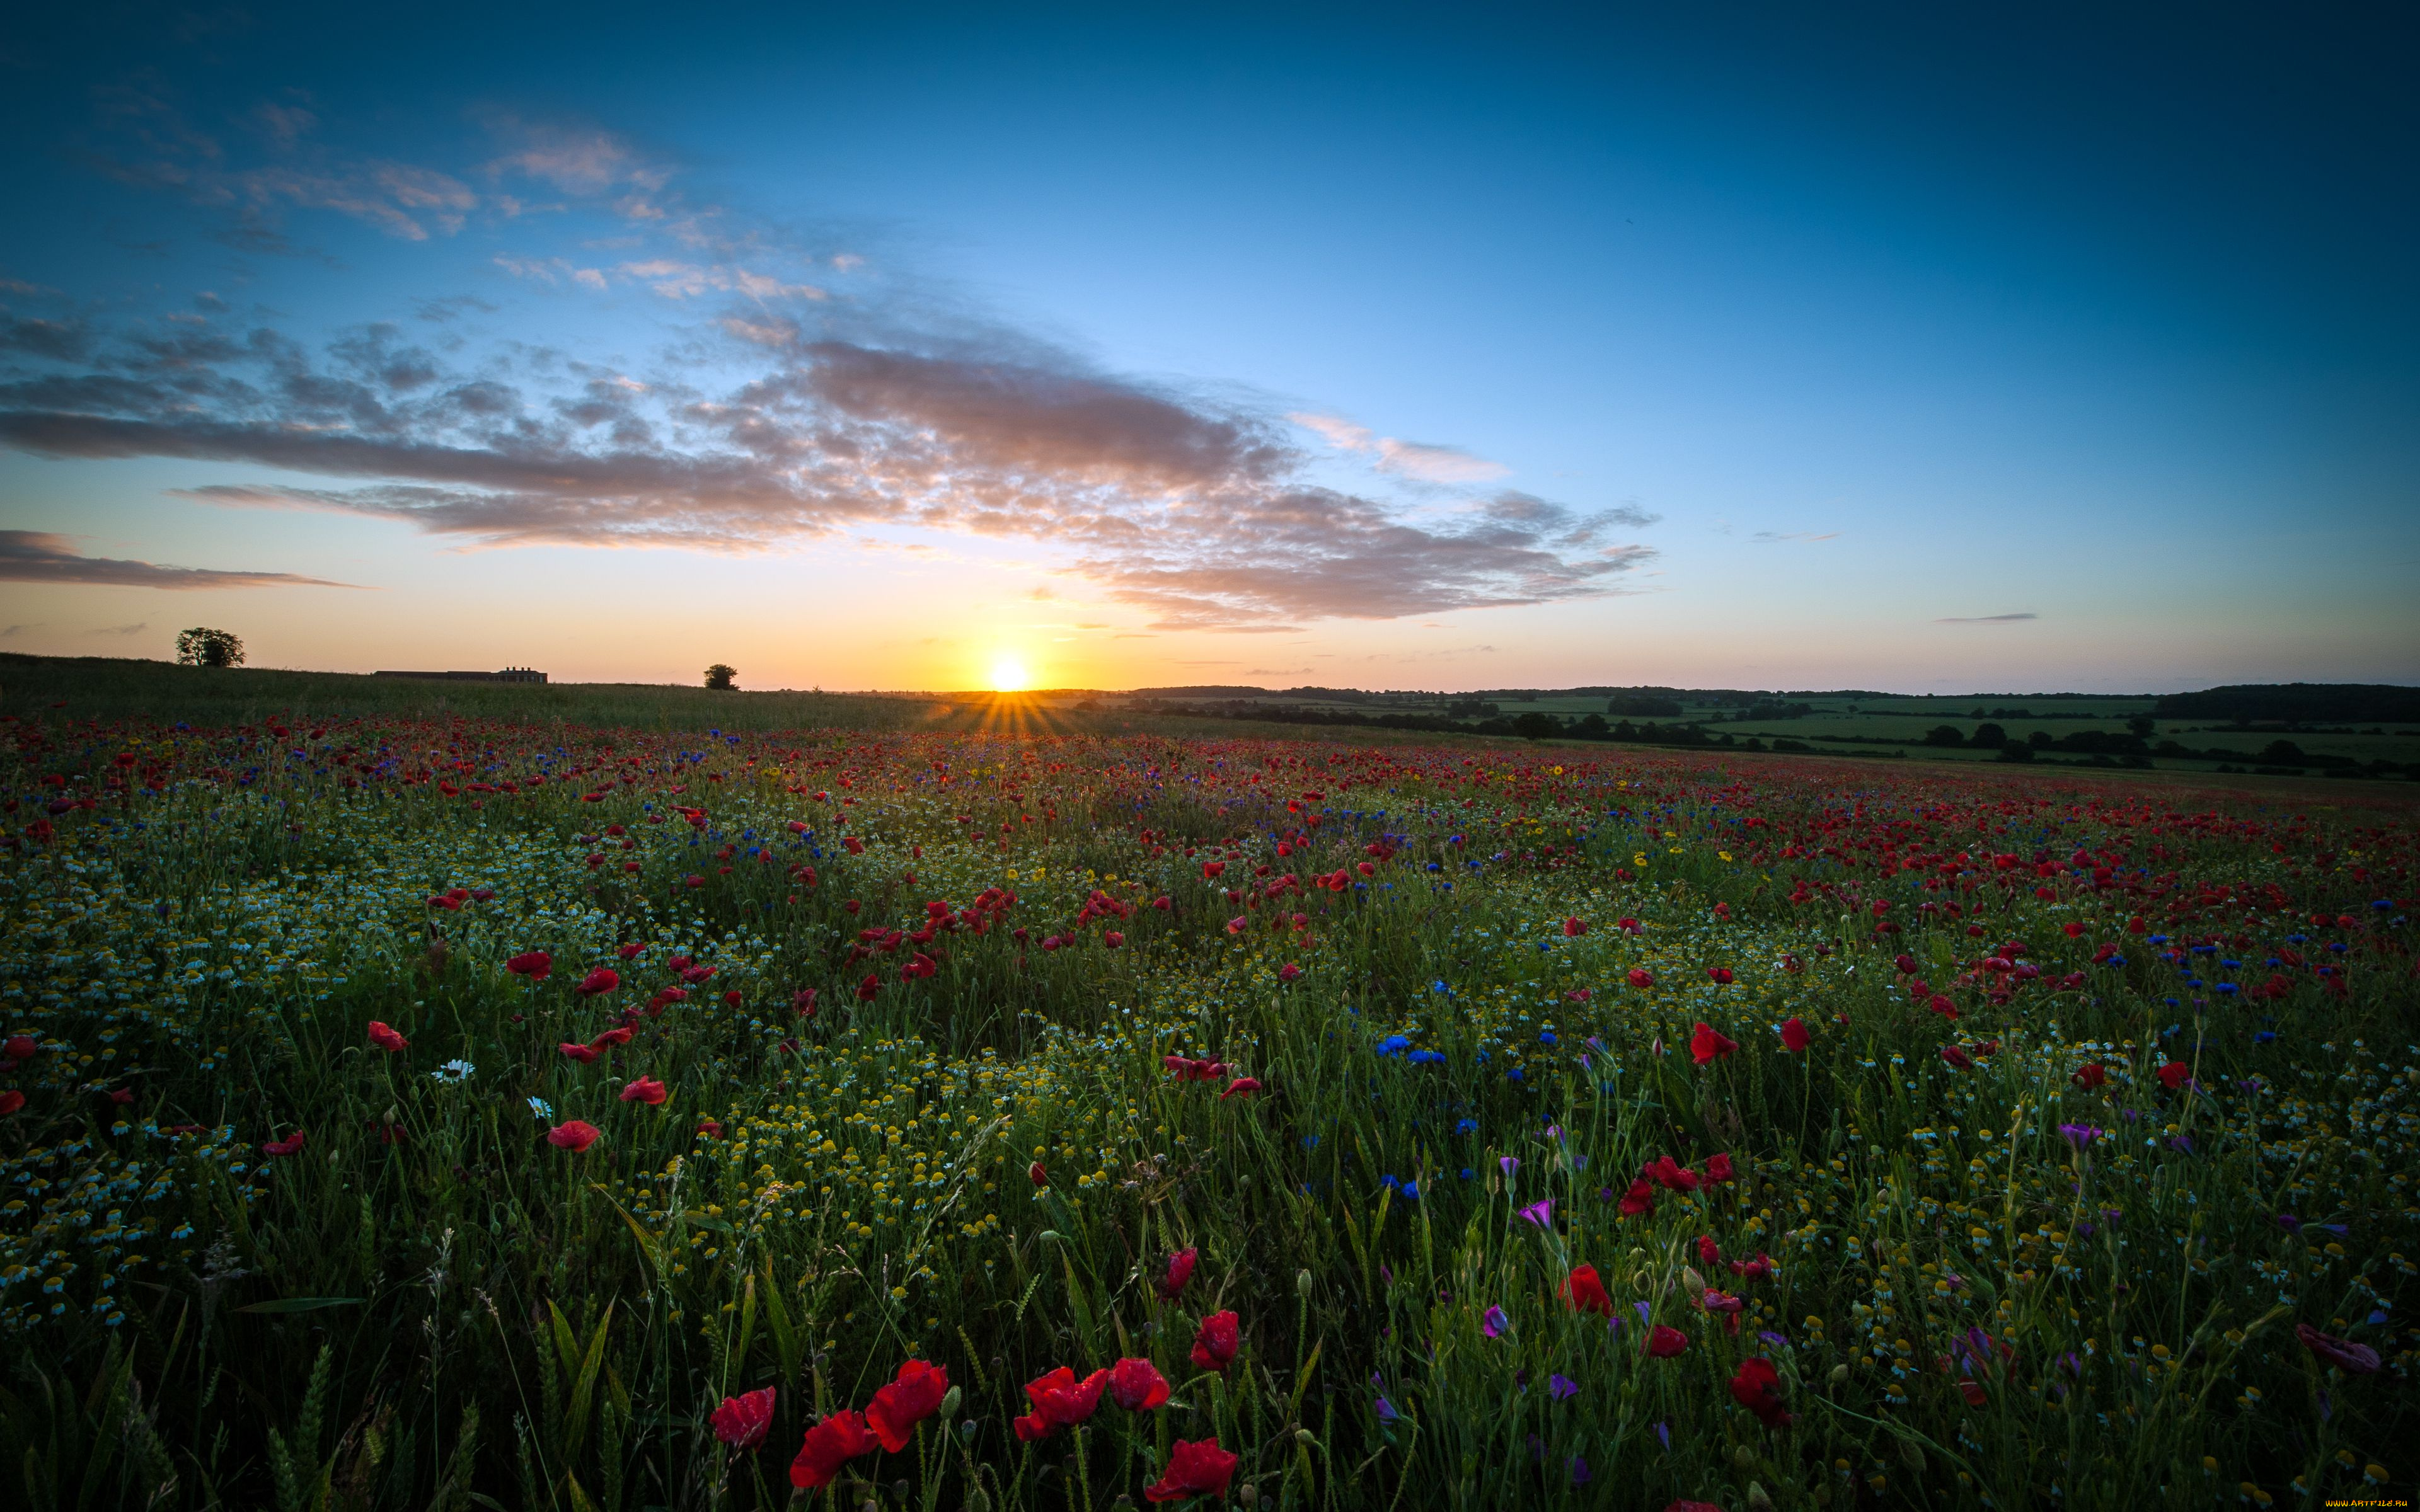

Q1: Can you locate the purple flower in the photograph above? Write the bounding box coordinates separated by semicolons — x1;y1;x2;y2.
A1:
1483;1305;1509;1339
1518;1198;1555;1228
1597;1186;1616;1203
2058;1123;2101;1150
1569;1456;1592;1486
1549;1373;1578;1401
1374;1395;1399;1424
1500;1155;1521;1176
2276;1213;2301;1234
1654;1421;1671;1450
1634;1300;1652;1324
1759;1330;1789;1349
2167;1134;2193;1152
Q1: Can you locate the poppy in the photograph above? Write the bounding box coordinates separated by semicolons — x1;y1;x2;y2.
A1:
1941;1045;1972;1070
790;1409;879;1489
2073;1062;2107;1089
1627;967;1655;990
1647;1155;1698;1193
1698;1235;1721;1265
1160;1247;1199;1299
1190;1310;1240;1373
1013;1366;1110;1440
1562;1263;1613;1316
1618;1178;1656;1217
260;1130;307;1157
617;942;647;959
367;1021;410;1053
696;1118;724;1139
1647;1325;1688;1358
506;951;553;982
1957;1378;1988;1407
1705;1154;1735;1184
1562;917;1587;937
1221;1077;1262;1101
2156;1061;2192;1090
592;1026;634;1049
2295;1324;2380;1374
547;1120;601;1152
1030;1161;1049;1188
712;1386;776;1449
575;968;619;997
1110;1356;1171;1411
1706;967;1733;985
1144;1438;1238;1504
1729;1357;1793;1427
4;1034;37;1062
559;1042;601;1063
1103;931;1124;949
1780;1016;1811;1052
865;1359;950;1452
856;973;882;1002
1690;1023;1737;1064
621;1076;669;1104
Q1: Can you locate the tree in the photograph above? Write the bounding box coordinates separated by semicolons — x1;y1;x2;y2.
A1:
2126;715;2157;738
703;663;738;691
1969;723;2008;749
1996;743;2036;763
1512;711;1563;742
1922;724;1965;747
176;627;245;667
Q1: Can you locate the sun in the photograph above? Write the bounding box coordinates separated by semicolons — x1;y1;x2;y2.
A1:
988;654;1030;692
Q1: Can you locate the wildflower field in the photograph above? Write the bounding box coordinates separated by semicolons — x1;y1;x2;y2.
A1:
2;700;2414;1510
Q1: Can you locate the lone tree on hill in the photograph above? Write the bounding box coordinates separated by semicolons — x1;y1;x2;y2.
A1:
176;627;245;667
703;663;738;691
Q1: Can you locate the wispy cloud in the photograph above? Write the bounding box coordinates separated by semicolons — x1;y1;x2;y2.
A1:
9;101;1662;630
89;621;149;636
1935;612;2039;624
0;622;37;637
0;530;358;589
1750;530;1840;544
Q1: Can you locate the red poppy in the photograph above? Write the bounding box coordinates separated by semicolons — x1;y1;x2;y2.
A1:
696;1118;724;1139
1647;1155;1699;1193
1190;1310;1240;1373
1110;1356;1172;1411
367;1021;410;1052
1145;1438;1239;1504
1729;1356;1794;1428
261;1130;307;1157
1618;1178;1656;1217
1220;1077;1262;1101
1103;931;1125;949
1705;1153;1735;1184
865;1359;950;1451
1706;966;1733;985
1698;1235;1721;1265
575;968;619;997
2295;1324;2380;1374
547;1120;601;1152
621;1076;668;1104
2156;1061;2191;1090
1647;1325;1688;1358
1780;1017;1811;1052
592;1026;634;1049
2073;1062;2106;1089
1160;1247;1199;1299
1690;1023;1737;1064
1941;1045;1972;1070
3;1034;36;1062
856;972;882;1002
1667;1501;1723;1512
560;1042;601;1063
1013;1366;1110;1440
1627;966;1655;990
1562;917;1587;937
0;1089;27;1118
618;942;647;959
1562;1263;1613;1316
1957;1378;1988;1407
1729;1252;1776;1281
506;951;553;982
712;1386;776;1449
790;1409;879;1489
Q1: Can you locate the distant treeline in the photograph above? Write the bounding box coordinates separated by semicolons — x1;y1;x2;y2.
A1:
2152;683;2420;725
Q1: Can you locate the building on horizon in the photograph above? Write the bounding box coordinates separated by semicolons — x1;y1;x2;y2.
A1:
373;667;548;684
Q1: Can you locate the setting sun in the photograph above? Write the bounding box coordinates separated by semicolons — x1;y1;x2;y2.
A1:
988;654;1030;692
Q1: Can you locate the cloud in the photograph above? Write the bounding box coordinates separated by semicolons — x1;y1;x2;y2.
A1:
0;622;37;637
0;530;359;589
1935;612;2039;623
1293;411;1508;482
90;621;149;636
1750;530;1840;544
16;103;1661;628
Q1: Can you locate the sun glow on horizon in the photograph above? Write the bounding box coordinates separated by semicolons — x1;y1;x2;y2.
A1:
989;654;1030;692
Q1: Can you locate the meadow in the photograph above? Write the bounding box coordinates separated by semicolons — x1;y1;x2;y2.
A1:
2;667;2414;1510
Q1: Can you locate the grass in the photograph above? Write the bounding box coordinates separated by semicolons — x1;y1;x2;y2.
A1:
0;667;2413;1510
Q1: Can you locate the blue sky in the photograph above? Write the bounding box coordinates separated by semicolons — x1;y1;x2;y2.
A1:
1;2;2413;692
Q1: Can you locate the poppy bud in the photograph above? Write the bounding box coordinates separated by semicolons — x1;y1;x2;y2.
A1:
1030;1162;1049;1188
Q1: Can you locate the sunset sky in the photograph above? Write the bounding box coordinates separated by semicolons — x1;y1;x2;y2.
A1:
3;3;2414;693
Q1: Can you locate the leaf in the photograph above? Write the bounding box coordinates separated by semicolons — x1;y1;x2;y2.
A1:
679;1210;737;1235
237;1298;362;1315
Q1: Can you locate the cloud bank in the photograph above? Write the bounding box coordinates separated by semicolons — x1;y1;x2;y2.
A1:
0;530;357;590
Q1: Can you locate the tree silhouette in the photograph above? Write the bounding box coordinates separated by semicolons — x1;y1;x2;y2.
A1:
176;628;246;667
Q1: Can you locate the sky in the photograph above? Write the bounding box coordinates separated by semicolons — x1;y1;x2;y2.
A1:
1;1;2415;695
